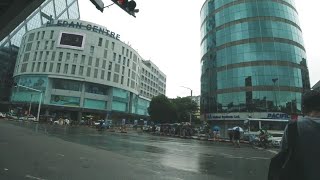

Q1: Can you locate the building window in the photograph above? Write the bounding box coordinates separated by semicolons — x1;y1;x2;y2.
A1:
50;41;55;49
81;55;85;65
49;63;53;72
114;64;120;73
44;41;49;49
122;66;125;75
36;32;40;40
51;52;56;61
33;52;37;61
113;53;116;61
130;51;132;58
58;52;63;61
73;54;78;63
111;42;115;50
104;49;108;58
25;43;32;51
71;65;76;75
39;51;43;61
127;59;130;67
20;63;27;73
36;62;41;72
98;38;102;46
44;51;49;60
126;49;128;57
108;62;112;70
56;63;61;73
101;70;105;79
107;72;111;81
88;56;93;66
122;47;124;55
128;69;131;77
41;31;45;39
63;64;68;74
23;53;30;62
42;62;47;72
66;52;70;61
123;57;126;66
36;41;40;50
87;67;91;77
94;69;98;78
95;58;99;67
79;66;84;76
113;74;119;83
121;76;124;84
105;39;109;48
50;30;54;39
102;60;106;69
31;62;35;72
118;55;121;63
127;78;130;86
90;46;94;55
28;33;34;42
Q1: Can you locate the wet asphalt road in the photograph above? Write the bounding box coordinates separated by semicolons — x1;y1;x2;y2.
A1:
0;120;275;180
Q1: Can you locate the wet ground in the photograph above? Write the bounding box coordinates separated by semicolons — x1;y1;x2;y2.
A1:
0;120;275;180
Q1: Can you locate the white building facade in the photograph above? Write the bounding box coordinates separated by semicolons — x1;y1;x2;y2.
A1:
11;19;166;120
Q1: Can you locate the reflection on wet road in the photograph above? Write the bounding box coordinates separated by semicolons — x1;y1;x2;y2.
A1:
17;122;274;180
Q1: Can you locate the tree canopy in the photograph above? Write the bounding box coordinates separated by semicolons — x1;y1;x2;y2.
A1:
148;95;176;124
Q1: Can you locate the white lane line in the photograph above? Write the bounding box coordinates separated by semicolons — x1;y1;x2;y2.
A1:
4;168;8;171
25;175;46;180
56;153;65;157
267;150;278;154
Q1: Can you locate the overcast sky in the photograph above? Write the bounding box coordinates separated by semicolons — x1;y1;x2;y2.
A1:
79;0;320;98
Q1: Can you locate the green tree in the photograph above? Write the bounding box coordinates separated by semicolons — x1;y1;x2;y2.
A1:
148;95;177;124
172;97;198;123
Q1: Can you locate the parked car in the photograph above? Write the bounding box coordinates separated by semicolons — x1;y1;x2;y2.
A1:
26;115;37;122
0;112;6;118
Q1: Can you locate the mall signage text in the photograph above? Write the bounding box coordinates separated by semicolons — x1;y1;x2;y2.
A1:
47;20;120;40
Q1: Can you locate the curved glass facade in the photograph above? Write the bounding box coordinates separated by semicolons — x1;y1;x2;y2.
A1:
200;0;310;115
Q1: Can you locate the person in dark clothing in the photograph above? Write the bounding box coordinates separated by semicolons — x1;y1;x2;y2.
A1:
233;127;241;148
269;89;320;180
228;130;234;144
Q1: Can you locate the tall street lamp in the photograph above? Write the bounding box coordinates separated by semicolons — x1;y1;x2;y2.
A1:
272;78;278;110
180;86;193;124
14;83;43;122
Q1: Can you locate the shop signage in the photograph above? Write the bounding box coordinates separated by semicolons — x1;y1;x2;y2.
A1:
46;20;120;40
205;112;291;121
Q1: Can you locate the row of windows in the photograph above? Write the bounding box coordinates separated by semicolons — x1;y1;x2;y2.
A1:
201;42;306;67
202;1;298;28
140;90;157;99
18;61;136;88
27;30;55;42
201;91;301;114
201;0;296;21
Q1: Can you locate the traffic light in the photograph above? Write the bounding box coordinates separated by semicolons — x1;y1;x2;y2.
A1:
111;0;139;17
90;0;105;12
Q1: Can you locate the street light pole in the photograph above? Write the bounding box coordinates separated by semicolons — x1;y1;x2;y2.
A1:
272;78;278;110
180;86;193;124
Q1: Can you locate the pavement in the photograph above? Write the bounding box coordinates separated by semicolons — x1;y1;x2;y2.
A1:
0;120;276;180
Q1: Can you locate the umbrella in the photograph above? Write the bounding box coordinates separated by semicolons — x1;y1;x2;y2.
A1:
232;126;244;132
212;126;220;131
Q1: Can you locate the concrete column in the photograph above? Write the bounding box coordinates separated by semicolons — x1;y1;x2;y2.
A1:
77;111;82;122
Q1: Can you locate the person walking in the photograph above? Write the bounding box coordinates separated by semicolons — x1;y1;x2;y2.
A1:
268;89;320;180
233;127;241;148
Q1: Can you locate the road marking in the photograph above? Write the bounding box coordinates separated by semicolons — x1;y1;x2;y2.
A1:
267;150;278;154
25;175;46;180
4;168;8;171
56;153;65;157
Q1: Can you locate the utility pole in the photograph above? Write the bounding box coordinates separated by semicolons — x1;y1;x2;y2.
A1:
180;86;193;124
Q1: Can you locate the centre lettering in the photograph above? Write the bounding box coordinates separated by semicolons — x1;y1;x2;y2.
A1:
47;20;120;40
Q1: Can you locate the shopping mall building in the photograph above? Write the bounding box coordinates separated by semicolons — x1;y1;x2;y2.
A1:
200;0;310;135
11;19;166;121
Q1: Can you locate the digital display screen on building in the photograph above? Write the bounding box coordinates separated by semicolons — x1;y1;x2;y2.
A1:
57;31;86;50
60;33;83;47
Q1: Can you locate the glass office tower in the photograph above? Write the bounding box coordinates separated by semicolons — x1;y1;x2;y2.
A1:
0;0;79;105
200;0;310;116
